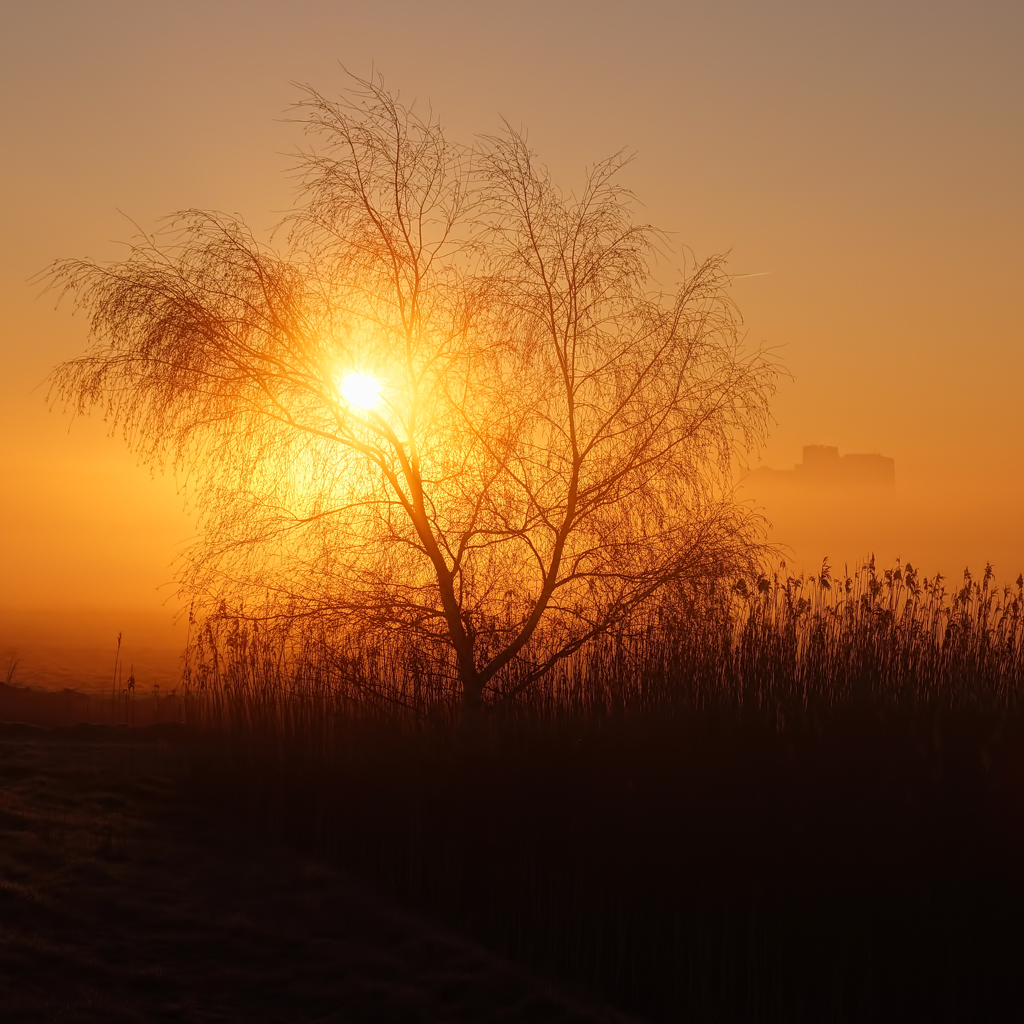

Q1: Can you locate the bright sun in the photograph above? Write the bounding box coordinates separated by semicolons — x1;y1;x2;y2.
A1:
339;372;382;410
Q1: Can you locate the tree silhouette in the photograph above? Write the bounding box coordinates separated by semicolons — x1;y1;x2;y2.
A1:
48;75;777;716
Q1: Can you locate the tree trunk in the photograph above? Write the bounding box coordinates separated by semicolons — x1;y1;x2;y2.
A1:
459;671;485;734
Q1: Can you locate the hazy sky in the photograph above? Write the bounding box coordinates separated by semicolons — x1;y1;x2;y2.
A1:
1;0;1022;623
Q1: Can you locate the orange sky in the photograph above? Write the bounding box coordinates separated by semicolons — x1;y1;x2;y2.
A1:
1;0;1022;667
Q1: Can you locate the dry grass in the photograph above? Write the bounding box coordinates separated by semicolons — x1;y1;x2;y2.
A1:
169;560;1024;1021
182;559;1024;736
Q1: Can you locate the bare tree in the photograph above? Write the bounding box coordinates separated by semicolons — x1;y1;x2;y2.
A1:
47;75;777;717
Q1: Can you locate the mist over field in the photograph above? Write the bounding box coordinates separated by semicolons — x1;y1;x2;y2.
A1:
740;445;1024;586
0;607;185;695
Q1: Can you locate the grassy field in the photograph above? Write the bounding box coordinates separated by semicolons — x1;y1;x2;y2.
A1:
183;703;1024;1021
178;562;1024;1021
4;561;1024;1021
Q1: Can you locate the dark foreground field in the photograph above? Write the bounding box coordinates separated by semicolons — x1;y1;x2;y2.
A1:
0;719;636;1024
5;688;1024;1021
195;704;1024;1023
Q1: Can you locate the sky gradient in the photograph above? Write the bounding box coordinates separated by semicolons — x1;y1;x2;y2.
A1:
1;0;1021;662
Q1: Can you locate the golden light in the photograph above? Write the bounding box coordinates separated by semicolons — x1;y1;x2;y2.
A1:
339;372;382;410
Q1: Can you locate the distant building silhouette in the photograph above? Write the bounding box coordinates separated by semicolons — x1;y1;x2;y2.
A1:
795;445;895;486
744;445;895;492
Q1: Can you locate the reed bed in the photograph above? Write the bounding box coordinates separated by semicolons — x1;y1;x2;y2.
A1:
178;561;1024;1022
183;559;1024;734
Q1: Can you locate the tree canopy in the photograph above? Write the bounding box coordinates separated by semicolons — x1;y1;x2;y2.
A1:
48;75;778;714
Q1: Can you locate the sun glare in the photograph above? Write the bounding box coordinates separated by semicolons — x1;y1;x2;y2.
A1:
340;372;382;410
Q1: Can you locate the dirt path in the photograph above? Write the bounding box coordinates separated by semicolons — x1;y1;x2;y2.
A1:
0;725;640;1024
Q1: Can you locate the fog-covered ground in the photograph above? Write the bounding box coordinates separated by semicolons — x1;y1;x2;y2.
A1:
0;608;185;695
